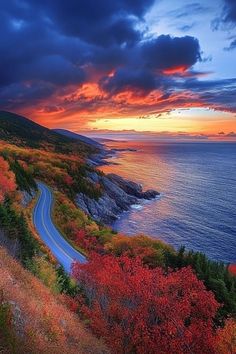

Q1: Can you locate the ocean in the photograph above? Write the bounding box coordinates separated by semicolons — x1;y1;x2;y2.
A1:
100;141;236;263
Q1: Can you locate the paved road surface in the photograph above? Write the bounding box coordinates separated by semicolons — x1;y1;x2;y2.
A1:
33;182;87;273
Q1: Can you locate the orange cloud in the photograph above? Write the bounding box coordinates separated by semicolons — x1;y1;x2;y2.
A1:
162;65;188;75
13;78;235;136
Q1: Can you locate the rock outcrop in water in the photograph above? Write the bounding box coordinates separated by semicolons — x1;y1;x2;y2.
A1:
76;172;159;224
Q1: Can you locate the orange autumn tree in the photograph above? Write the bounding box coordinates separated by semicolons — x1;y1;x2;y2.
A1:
215;318;236;354
73;254;219;354
0;156;16;203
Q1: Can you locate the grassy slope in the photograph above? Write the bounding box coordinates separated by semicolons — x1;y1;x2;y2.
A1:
0;246;108;354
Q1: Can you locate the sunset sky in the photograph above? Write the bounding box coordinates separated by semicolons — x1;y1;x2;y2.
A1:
0;0;236;138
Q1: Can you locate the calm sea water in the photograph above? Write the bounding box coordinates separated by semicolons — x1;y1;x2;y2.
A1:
100;141;236;263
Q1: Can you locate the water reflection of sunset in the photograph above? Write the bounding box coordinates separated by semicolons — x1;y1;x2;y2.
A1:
100;141;176;218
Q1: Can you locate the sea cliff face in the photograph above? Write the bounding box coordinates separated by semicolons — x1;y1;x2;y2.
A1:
76;172;159;224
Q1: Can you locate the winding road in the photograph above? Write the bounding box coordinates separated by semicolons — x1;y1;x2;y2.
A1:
33;182;87;273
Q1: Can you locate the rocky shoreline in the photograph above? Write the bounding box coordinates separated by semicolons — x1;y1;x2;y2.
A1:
87;145;138;167
78;143;160;224
76;171;159;225
87;148;116;166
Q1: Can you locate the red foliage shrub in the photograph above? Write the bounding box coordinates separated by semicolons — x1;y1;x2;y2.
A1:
75;229;102;252
61;294;79;313
73;254;219;354
75;229;86;245
64;174;74;186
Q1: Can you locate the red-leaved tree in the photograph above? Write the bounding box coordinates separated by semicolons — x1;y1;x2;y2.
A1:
0;156;16;203
75;229;102;252
73;254;219;354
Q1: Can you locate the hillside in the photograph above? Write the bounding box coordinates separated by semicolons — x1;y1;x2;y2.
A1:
54;129;103;149
0;111;97;155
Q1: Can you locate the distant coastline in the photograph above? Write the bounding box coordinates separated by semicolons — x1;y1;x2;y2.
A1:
87;143;137;167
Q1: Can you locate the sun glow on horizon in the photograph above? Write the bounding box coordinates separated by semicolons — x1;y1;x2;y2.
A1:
88;108;236;135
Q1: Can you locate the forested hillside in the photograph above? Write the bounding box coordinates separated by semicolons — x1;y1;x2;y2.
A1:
0;111;97;155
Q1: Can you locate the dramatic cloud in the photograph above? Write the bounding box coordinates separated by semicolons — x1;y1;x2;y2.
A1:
34;0;155;46
222;0;236;24
212;0;236;30
140;35;201;70
226;39;236;50
101;68;158;94
100;35;201;94
167;3;210;20
181;78;236;112
212;0;236;50
0;0;235;128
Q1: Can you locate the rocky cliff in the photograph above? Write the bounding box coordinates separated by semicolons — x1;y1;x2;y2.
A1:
76;172;159;224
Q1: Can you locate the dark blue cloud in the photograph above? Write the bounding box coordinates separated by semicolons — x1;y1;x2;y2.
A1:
183;77;236;90
226;38;236;50
0;0;234;115
178;23;196;32
212;0;236;49
222;0;236;50
100;35;201;94
167;3;210;19
180;77;236;112
223;0;236;24
0;0;203;110
100;68;158;94
0;0;154;87
141;35;201;70
0;82;56;109
31;0;155;47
